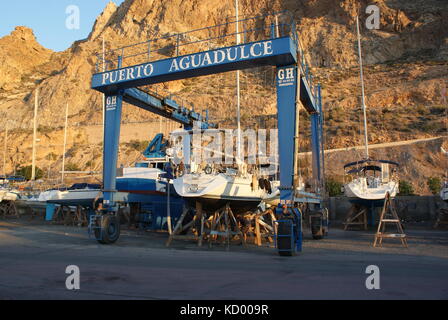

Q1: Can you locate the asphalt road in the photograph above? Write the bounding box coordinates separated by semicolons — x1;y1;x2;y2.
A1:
0;218;447;300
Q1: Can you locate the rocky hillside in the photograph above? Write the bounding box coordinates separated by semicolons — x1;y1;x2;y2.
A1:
0;0;447;194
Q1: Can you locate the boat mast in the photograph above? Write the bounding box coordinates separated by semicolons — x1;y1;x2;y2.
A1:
356;16;370;159
3;123;7;178
31;88;39;181
61;102;69;184
292;53;301;199
235;0;242;167
102;36;106;183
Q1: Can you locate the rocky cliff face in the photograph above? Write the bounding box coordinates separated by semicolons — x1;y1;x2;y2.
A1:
0;0;446;126
0;26;57;92
0;0;446;193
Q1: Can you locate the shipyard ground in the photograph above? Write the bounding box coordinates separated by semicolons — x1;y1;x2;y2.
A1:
0;218;447;300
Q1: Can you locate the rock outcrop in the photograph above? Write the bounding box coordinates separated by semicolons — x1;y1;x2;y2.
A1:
0;26;53;90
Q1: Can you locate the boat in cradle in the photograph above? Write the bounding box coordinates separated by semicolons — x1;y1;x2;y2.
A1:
0;178;21;203
0;178;22;216
441;147;448;202
174;165;307;213
41;183;102;208
343;159;399;206
30;162;178;209
173;168;276;214
0;187;20;203
441;181;448;203
342;17;400;207
115;158;181;200
19;134;183;231
170;126;280;214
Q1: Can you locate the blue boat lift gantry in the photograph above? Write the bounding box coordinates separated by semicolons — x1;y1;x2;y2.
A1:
91;12;327;255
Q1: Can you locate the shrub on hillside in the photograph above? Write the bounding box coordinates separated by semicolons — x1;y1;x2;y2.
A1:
15;165;44;181
399;180;414;196
326;178;343;197
126;140;149;152
65;163;81;172
427;177;442;195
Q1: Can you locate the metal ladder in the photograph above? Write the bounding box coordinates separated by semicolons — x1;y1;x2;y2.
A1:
373;193;408;247
88;215;104;241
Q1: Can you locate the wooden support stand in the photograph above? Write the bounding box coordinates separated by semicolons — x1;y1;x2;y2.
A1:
166;203;279;249
343;204;367;230
241;209;277;246
167;202;250;249
0;201;19;218
208;203;245;249
434;208;448;229
166;202;205;247
373;193;408;248
52;205;88;227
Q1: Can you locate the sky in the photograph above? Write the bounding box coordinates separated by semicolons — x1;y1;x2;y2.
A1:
0;0;125;52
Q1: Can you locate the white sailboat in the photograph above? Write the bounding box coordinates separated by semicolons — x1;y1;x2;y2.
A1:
441;181;448;202
173;3;278;214
173;167;276;213
440;81;447;202
38;183;102;207
441;148;448;202
0;188;20;202
0;178;21;218
343;17;400;205
0;177;20;202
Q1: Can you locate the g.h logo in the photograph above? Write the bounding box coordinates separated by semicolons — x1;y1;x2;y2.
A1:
277;67;295;87
106;96;118;111
278;68;294;80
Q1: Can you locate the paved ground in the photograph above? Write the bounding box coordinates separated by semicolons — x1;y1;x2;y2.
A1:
0;217;447;300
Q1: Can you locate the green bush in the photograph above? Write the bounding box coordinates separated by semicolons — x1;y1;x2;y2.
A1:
399;180;414;196
126;140;149;152
427;177;442;195
16;165;44;181
326;178;343;197
65;163;81;172
46;152;58;161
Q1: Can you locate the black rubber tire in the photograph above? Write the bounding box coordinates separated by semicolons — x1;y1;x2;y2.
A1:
258;178;265;190
311;231;324;240
310;214;324;240
264;179;272;194
96;215;120;244
204;165;213;174
277;217;296;256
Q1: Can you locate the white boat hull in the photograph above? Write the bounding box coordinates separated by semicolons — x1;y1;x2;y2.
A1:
344;178;398;201
173;173;270;213
0;189;20;202
39;189;101;202
441;187;448;202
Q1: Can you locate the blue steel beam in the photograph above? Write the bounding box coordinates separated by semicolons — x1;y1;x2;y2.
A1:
300;75;317;113
123;88;212;129
102;93;124;209
92;37;297;93
276;65;297;201
310;84;325;200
